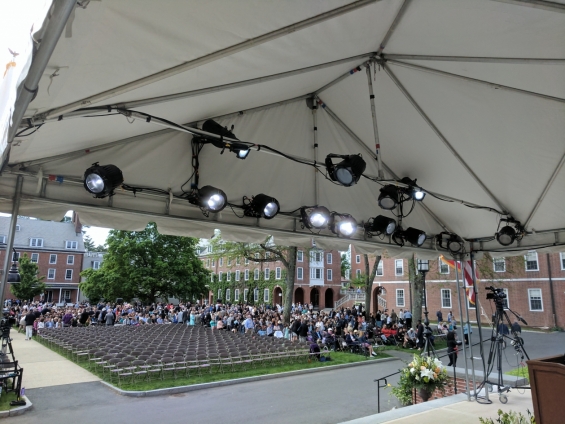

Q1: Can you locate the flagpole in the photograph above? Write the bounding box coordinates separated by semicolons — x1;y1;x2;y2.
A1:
454;258;471;400
461;259;479;398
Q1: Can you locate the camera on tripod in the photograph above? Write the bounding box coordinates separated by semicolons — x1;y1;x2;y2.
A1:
485;286;507;301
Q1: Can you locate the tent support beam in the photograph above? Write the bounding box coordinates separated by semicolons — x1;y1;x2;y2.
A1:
524;149;565;229
376;0;413;55
2;0;77;172
311;98;319;204
382;62;510;214
383;54;565;64
490;0;565;13
365;63;384;179
316;96;453;233
36;0;381;121
385;59;565;104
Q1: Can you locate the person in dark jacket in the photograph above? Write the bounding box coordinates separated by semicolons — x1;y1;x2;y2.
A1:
24;309;36;340
298;319;309;342
446;330;458;367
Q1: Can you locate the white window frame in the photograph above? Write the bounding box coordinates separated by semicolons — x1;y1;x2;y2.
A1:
345;269;350;280
311;268;322;279
226;271;231;281
327;253;332;264
396;289;405;307
67;255;74;265
49;254;57;264
206;258;210;267
244;289;248;302
15;225;20;231
30;238;43;247
355;255;361;264
65;240;78;249
235;270;240;281
244;269;249;281
297;267;303;280
441;289;452;308
254;269;259;280
236;257;241;266
211;273;215;282
0;236;5;244
493;257;506;273
254;253;260;264
218;289;222;300
254;288;259;302
65;269;73;280
30;253;39;263
275;267;281;280
356;269;361;277
47;269;56;279
327;269;332;281
395;259;404;276
525;251;539;271
245;257;249;266
234;289;240;302
219;257;224;267
376;261;383;276
528;289;543;311
297;250;303;262
560;252;565;271
227;258;231;266
211;259;215;267
264;288;270;302
63;290;71;300
264;268;270;280
219;271;225;281
93;261;100;270
207;245;212;253
439;259;449;274
226;289;231;302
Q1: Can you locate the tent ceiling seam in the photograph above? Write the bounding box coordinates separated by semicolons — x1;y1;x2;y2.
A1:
490;0;565;13
383;55;565;64
376;0;412;55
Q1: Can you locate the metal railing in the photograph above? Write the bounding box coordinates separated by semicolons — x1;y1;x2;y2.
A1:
334;292;386;310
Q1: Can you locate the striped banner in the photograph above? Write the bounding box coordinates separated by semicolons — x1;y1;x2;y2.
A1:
440;256;477;306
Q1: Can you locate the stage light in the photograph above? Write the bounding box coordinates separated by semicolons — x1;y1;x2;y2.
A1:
366;215;396;236
330;213;358;237
325;154;366;187
300;206;330;229
378;185;399;210
403;227;427;247
231;143;250;160
189;185;227;212
201;120;250;160
446;235;464;254
83;163;124;198
400;177;426;201
496;225;516;246
244;194;280;219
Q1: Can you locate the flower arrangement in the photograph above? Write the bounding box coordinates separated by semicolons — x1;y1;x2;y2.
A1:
390;354;449;405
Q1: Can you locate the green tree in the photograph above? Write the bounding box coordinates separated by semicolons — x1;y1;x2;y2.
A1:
341;253;350;277
83;235;96;251
209;234;298;325
10;253;46;301
80;222;209;303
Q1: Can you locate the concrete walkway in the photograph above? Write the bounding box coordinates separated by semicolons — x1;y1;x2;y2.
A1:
9;330;100;389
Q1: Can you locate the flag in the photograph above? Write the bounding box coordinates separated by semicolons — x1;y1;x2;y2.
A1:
440;256;477;306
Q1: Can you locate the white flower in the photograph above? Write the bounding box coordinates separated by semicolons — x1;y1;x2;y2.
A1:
421;368;435;380
415;375;420;381
433;358;443;369
410;367;416;374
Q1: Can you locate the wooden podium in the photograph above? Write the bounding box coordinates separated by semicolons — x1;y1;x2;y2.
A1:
527;354;565;424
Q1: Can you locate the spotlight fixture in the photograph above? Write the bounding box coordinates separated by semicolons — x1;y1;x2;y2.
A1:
400;177;426;201
436;232;465;255
325;154;366;187
330;213;358;237
188;185;227;212
495;218;524;246
394;226;426;247
201;119;250;160
300;206;330;229
244;194;280;219
378;185;399;210
365;215;396;236
83;163;124;198
230;143;250;160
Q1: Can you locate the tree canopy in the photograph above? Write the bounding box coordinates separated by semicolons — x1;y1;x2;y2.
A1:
10;253;46;301
80;222;209;303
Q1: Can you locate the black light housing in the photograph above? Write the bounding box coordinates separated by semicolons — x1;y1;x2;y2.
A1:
378;185;399;210
396;227;427;247
496;225;516;246
436;232;465;254
400;177;426;201
325;154;366;187
188;185;227;212
83;163;124;198
329;213;358;237
230;142;250;160
201;119;250;160
244;194;280;219
300;206;330;229
366;215;397;236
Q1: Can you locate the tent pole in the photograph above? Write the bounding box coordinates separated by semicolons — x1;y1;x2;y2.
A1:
381;62;510;214
364;62;384;179
0;175;23;309
383;54;565;64
460;258;479;400
312;97;319;204
2;0;77;172
523;150;565;229
490;0;565;13
314;61;372;95
376;0;413;55
385;59;565;104
454;258;471;401
38;0;380;121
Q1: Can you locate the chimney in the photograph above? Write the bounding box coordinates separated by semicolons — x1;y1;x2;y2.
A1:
72;212;82;235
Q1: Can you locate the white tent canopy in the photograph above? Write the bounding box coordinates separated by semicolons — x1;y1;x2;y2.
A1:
2;0;565;259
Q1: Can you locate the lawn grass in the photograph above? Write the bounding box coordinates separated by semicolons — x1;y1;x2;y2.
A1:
505;366;529;382
36;337;391;392
0;392;19;412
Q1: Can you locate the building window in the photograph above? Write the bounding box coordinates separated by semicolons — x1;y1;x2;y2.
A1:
206;258;210;267
396;289;405;307
236;257;241;266
66;241;78;249
275;267;281;279
254;269;259;280
15;225;20;231
0;236;5;244
560;252;565;270
264;268;270;279
218;289;222;300
30;238;43;247
327;269;332;281
219;257;224;267
525;251;539;271
439;259;449;274
244;269;249;281
395;259;403;276
226;289;231;302
528;289;543;311
493;258;506;272
254;253;260;264
376;261;383;276
355;255;361;263
441;289;452;308
48;269;55;279
67;255;74;265
207;245;212;253
234;289;240;302
311;268;322;279
235;270;240;281
327;253;332;264
63;290;71;301
49;254;57;264
244;289;248;302
356;269;361;277
264;289;270;302
211;259;215;267
345;269;350;280
245;258;249;266
226;271;231;281
211;273;215;282
218;271;223;281
65;269;73;280
297;251;303;262
227;258;231;266
93;261;100;270
297;267;303;280
30;253;39;263
311;251;322;262
254;288;259;302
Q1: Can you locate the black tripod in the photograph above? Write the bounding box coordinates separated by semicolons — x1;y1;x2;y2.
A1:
475;287;530;404
0;323;15;363
421;310;437;358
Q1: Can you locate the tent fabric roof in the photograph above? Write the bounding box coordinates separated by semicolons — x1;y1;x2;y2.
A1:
2;0;565;259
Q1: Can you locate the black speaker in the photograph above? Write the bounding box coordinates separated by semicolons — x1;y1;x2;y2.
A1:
116;298;123;305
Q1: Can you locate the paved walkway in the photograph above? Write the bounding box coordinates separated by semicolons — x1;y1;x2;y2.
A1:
9;330;100;389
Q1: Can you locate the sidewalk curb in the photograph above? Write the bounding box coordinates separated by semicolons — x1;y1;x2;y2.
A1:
0;396;32;418
102;356;399;397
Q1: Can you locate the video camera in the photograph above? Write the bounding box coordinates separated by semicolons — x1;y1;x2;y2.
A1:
485;286;507;300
